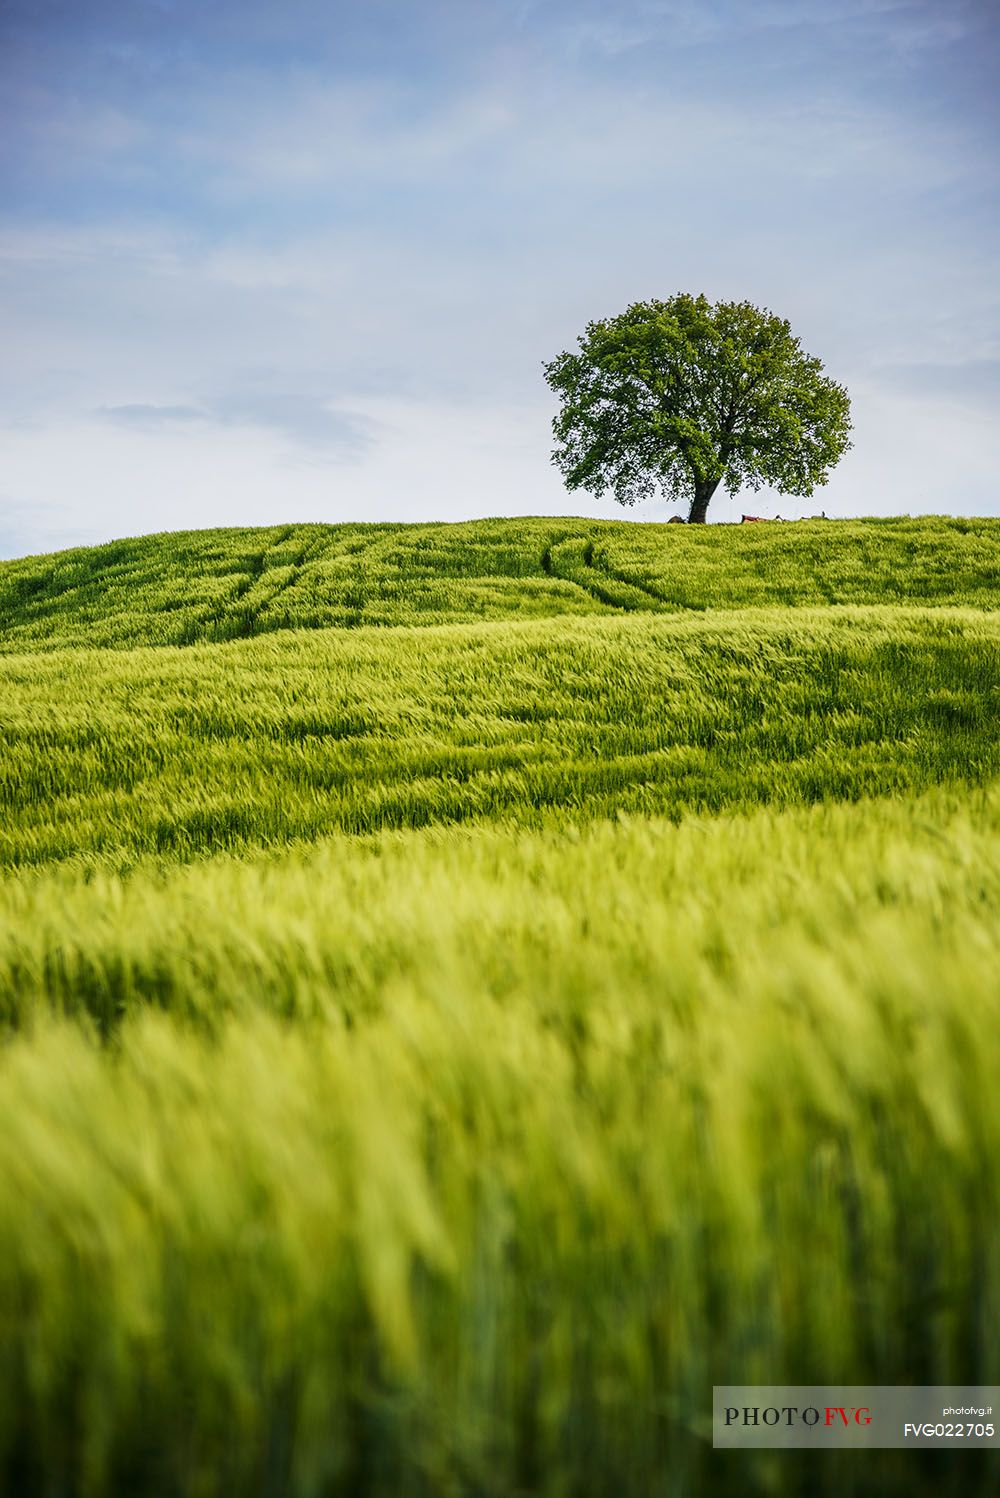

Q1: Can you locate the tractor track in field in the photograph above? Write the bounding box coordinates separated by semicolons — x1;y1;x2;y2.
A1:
184;524;325;643
580;539;678;609
541;534;688;614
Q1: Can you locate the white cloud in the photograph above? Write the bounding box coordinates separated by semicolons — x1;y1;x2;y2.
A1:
1;0;996;556
839;380;1000;517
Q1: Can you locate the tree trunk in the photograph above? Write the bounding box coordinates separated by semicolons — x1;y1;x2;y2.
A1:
687;479;720;524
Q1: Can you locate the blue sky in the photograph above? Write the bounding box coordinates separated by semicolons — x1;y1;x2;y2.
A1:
1;0;997;555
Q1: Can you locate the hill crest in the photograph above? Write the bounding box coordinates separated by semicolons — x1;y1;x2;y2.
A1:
1;514;997;652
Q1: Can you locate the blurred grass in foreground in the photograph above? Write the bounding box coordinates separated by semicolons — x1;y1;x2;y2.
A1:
1;788;998;1496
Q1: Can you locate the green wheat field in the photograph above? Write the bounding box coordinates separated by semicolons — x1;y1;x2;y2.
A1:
2;514;999;1497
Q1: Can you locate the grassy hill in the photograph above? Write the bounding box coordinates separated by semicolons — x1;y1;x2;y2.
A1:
1;516;999;1498
2;513;998;650
2;606;999;868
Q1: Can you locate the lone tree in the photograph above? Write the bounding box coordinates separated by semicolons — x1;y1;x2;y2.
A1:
543;293;851;523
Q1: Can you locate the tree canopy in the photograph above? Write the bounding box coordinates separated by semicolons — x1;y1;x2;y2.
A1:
543;294;852;523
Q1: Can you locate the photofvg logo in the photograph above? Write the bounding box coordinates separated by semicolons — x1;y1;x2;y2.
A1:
713;1387;1000;1449
724;1403;873;1431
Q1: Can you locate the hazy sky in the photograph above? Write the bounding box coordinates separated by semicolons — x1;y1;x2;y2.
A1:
1;0;998;557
